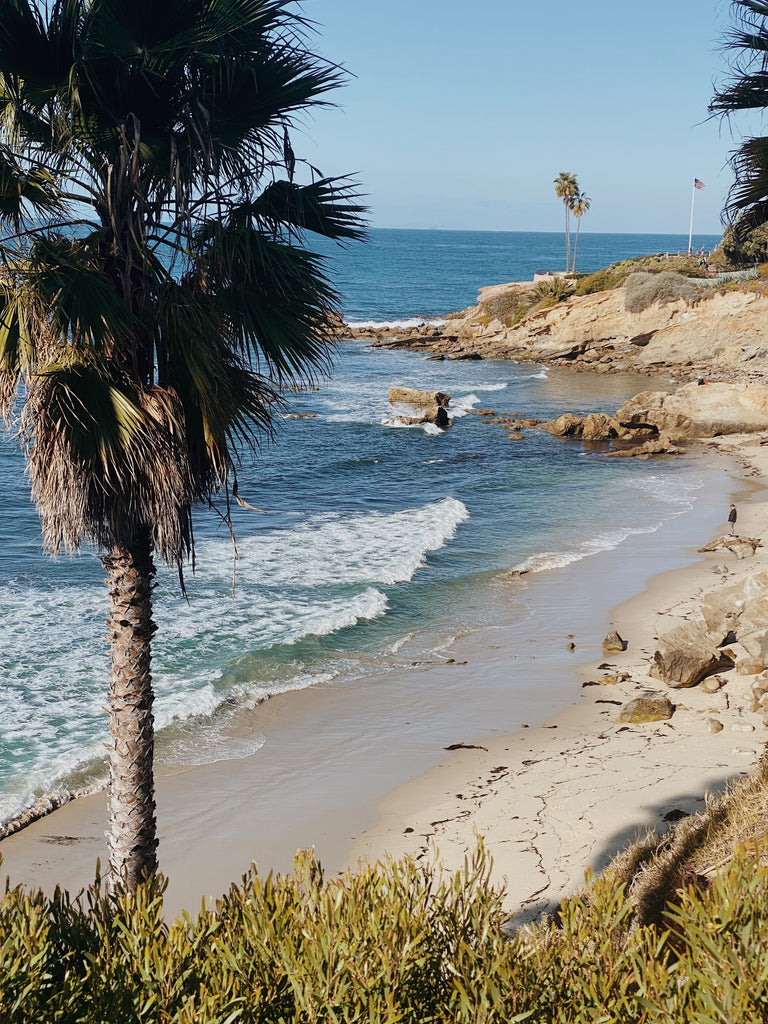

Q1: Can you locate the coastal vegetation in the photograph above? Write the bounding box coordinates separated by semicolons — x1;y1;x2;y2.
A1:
4;758;768;1022
0;0;364;891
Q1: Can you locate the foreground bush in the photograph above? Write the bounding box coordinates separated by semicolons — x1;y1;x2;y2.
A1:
4;841;768;1022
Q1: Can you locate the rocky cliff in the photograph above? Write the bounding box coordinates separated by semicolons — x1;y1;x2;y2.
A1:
350;282;768;383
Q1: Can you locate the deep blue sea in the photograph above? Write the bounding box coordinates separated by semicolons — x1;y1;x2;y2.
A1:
0;229;725;829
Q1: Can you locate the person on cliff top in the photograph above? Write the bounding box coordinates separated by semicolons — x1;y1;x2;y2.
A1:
728;504;737;535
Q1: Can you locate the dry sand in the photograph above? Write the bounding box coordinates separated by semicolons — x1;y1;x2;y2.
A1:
1;436;766;923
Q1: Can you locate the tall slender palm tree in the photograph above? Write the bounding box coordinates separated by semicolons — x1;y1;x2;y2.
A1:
570;192;591;273
553;171;578;271
710;2;768;221
0;0;365;891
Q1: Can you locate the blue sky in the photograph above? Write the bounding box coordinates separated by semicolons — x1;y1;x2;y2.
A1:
296;1;751;235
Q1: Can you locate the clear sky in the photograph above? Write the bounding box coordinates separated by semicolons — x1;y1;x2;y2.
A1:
294;0;753;235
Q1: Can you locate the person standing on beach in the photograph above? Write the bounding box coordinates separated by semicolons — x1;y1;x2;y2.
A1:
728;504;737;535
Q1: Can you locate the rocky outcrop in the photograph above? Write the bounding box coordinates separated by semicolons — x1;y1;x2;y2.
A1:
605;434;686;459
699;536;763;559
650;572;768;687
649;621;733;688
542;412;626;440
348;282;768;384
387;386;452;429
615;382;768;439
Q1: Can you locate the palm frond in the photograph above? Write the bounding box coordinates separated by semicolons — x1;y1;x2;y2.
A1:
198;223;338;378
0;150;64;229
249;177;367;240
25;234;138;352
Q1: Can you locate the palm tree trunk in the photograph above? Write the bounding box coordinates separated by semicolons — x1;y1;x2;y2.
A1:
102;528;158;891
564;204;571;272
573;218;581;273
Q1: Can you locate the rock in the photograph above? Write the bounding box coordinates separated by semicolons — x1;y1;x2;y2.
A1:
699;676;722;694
712;564;730;574
602;629;627;653
285;412;315;419
507;432;524;440
567;641;576;651
606;433;685;459
388;386;452;429
581;412;623;441
542;413;584;437
615;382;768;440
388;386;450;409
619;692;675;723
698;536;762;559
731;722;756;733
708;718;724;733
699;571;768;673
649;620;733;687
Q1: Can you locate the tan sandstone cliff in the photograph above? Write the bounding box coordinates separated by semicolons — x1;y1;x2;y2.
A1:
352;282;768;383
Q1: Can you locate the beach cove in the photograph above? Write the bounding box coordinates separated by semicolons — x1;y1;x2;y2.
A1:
2;230;765;921
1;381;760;920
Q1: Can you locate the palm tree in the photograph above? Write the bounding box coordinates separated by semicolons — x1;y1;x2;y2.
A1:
553;171;578;271
0;0;365;892
570;192;591;273
710;2;768;222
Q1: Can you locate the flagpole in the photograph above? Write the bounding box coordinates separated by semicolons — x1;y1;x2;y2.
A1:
688;179;696;255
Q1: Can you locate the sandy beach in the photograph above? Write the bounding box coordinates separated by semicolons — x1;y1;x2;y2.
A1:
1;428;765;921
349;435;768;922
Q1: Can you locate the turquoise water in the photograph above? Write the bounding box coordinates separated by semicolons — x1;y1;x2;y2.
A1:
0;230;725;830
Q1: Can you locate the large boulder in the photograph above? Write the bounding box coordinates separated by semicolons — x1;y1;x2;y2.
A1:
699;536;762;560
615;382;768;439
699;571;768;671
388;386;452;429
649;620;733;688
388;386;450;409
541;412;624;440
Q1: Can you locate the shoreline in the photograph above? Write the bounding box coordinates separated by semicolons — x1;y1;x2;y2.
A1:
348;436;768;922
0;437;755;918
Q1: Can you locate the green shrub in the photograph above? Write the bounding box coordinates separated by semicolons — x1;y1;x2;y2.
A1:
7;835;768;1022
531;278;574;307
624;271;699;313
477;286;533;328
573;266;628;295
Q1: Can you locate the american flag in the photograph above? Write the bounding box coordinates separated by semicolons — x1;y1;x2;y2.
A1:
694;178;706;190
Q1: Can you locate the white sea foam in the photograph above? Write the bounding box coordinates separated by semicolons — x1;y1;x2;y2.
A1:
194;497;469;591
512;496;695;576
450;393;480;418
381;416;445;435
346;318;447;330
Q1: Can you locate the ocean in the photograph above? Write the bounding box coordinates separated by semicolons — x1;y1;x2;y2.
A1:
0;229;727;832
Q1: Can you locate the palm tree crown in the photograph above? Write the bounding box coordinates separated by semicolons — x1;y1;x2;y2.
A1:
710;1;768;221
0;0;365;889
